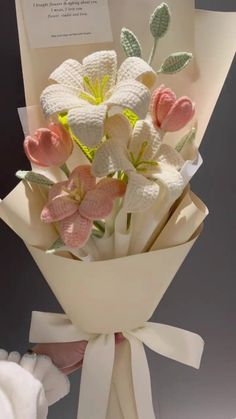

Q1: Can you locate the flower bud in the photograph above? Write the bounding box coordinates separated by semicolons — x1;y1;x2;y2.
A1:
150;85;195;132
24;123;73;167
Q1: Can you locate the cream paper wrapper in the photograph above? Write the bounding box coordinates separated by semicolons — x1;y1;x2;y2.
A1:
0;179;206;419
27;231;202;419
7;2;236;418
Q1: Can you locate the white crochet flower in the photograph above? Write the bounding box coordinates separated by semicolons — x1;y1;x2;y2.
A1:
40;50;157;148
92;116;185;212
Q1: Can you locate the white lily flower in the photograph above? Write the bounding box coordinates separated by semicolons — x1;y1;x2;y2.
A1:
92;116;185;212
40;51;157;148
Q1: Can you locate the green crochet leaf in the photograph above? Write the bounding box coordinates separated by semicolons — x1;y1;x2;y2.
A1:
175;127;197;153
16;170;54;187
150;2;170;39
46;237;65;254
120;28;142;58
159;52;193;74
58;113;96;163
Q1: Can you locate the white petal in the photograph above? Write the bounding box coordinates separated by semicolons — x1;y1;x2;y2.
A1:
92;138;133;177
153;163;184;202
40;84;84;117
106;80;150;119
83;50;117;92
156;144;185;170
129;119;161;161
50;59;84;89
105;114;132;145
117;57;157;88
68;104;107;147
123;172;160;213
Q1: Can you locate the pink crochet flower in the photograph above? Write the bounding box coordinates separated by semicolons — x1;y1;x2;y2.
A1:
41;165;126;248
24;123;73;167
150;85;195;132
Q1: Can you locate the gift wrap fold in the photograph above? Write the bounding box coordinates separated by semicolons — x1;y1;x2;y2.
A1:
0;179;207;418
1;0;235;417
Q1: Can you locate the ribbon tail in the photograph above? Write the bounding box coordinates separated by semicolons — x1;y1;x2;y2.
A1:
77;334;115;419
132;323;204;369
106;382;124;419
29;311;91;342
124;333;157;419
108;340;138;419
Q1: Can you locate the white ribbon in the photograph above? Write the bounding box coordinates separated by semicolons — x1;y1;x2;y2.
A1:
30;312;204;419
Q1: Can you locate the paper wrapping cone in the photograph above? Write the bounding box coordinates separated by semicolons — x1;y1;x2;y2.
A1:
26;231;199;335
25;231;200;419
150;190;208;251
0;179;203;418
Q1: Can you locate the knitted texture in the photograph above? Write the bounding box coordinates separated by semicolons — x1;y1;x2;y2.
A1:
41;50;156;147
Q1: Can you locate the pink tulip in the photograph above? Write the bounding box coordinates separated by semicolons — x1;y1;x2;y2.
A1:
150;85;195;132
24;123;73;167
41;165;126;248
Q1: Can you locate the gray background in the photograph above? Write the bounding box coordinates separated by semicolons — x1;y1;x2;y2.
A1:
0;1;235;418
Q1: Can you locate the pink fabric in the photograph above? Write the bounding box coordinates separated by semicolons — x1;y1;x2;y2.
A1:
150;85;195;132
24;123;73;167
41;165;126;248
33;334;124;375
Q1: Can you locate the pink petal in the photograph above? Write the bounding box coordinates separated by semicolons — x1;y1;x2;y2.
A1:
162;97;195;132
59;212;92;248
41;196;78;223
150;86;177;128
69;165;96;193
48;181;68;201
79;190;113;220
157;89;177;124
95;178;126;200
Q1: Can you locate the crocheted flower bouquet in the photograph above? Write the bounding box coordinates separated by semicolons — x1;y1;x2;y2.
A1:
1;1;235;418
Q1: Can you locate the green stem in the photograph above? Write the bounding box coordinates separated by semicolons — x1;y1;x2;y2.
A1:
60;163;71;178
148;38;158;66
94;221;105;233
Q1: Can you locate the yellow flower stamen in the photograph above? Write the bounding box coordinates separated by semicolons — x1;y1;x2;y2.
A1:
130;141;159;172
80;75;110;105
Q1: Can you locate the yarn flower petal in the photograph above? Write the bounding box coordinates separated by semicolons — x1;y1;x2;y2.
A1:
41;50;156;147
59;212;93;249
79;190;113;220
95;178;127;199
50;59;84;89
92;138;133;177
117;56;157;88
105;114;132;145
123;172;160;212
105;80;150;120
129;120;161;162
41;197;78;223
41;84;86;117
68;104;108;148
69;165;96;193
156;143;185;170
83;50;117;92
152;163;184;200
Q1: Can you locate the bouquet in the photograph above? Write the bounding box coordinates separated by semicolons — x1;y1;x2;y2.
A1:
1;1;235;418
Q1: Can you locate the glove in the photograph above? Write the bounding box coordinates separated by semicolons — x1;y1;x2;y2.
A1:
0;349;70;419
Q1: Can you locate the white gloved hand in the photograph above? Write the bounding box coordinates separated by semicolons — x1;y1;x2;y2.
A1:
0;349;70;419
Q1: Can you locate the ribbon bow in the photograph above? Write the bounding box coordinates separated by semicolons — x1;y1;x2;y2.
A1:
30;312;204;419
